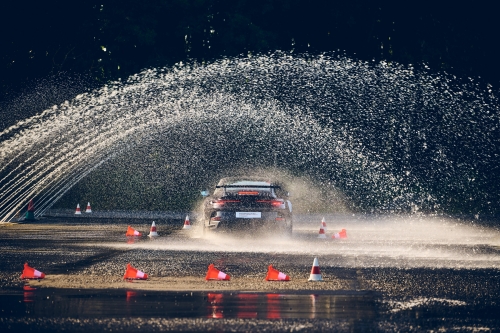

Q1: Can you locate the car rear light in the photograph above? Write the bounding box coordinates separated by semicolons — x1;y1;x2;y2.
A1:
275;217;285;221
212;199;240;208
211;216;221;221
238;191;259;195
256;199;285;208
271;200;285;208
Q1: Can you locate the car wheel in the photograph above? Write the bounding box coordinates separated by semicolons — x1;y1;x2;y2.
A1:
283;219;293;237
202;219;209;236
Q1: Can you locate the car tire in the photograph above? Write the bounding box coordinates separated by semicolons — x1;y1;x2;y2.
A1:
202;220;209;236
284;219;293;237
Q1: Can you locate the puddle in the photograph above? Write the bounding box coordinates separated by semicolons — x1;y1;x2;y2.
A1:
0;288;376;320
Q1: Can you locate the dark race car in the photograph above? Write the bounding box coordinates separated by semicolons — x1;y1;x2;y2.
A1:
202;177;292;235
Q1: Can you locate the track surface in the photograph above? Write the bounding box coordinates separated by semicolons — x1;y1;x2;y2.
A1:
1;213;499;332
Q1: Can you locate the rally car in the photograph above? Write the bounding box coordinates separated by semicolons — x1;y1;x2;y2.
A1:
202;177;292;235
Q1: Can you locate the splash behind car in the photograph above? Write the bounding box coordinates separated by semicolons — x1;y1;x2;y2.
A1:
202;177;292;234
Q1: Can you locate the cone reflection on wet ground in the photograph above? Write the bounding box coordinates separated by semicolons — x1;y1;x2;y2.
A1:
207;293;224;318
267;294;281;319
126;290;137;302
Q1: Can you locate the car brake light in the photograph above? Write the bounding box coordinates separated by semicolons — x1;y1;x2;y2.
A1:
212;199;240;208
275;217;285;221
256;199;285;208
238;191;259;195
211;216;221;221
271;200;284;207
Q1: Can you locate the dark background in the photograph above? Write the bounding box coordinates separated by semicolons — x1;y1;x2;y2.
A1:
1;1;499;111
0;1;499;216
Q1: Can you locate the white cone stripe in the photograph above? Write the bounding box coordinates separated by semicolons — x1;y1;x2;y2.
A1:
217;271;227;280
136;270;145;278
278;272;287;280
308;274;323;281
34;270;43;278
134;230;140;235
333;233;340;238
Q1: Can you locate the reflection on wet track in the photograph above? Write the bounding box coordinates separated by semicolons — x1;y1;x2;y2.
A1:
1;288;377;321
205;292;376;320
1;215;499;331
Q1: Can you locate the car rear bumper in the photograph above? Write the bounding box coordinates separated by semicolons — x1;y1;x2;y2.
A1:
207;211;290;230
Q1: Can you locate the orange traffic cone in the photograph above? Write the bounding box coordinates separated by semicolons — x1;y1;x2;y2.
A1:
20;263;45;280
308;257;323;281
25;199;35;220
321;217;327;231
126;226;141;236
123;263;148;280
205;264;230;281
265;265;290;281
85;202;92;213
148;221;159;237
317;223;327;239
75;203;81;215
183;215;191;230
332;229;347;239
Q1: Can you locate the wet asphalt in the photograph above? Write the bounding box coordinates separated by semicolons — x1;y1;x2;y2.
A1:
0;214;500;332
